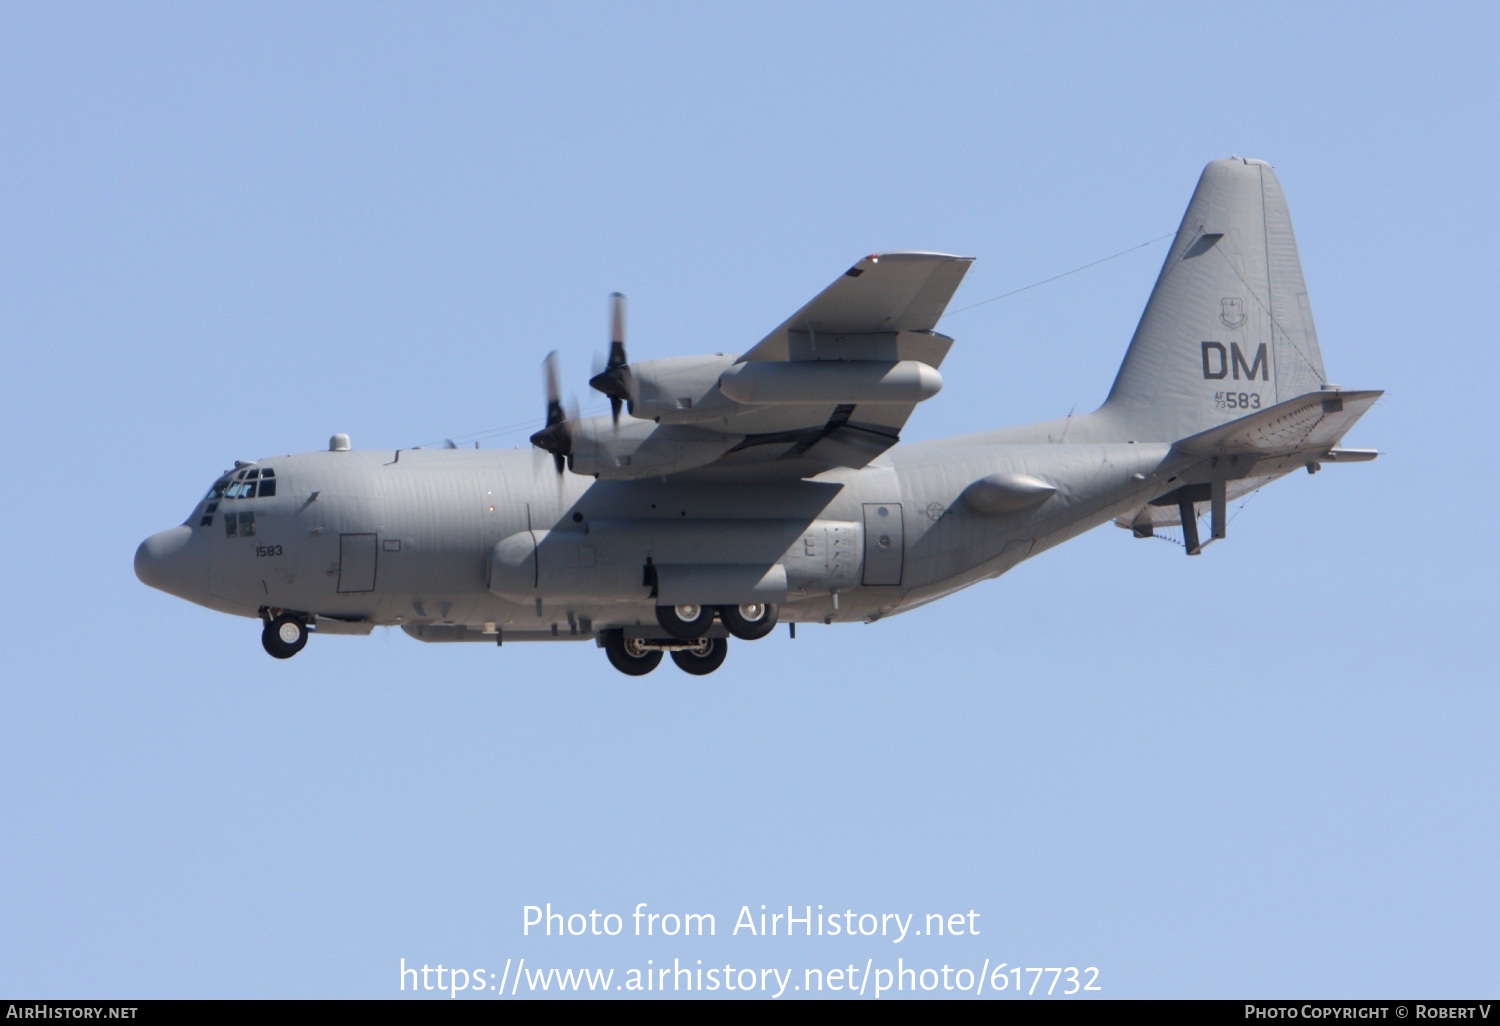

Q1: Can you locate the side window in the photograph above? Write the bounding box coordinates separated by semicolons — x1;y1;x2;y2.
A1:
258;478;275;497
239;512;255;536
225;512;238;537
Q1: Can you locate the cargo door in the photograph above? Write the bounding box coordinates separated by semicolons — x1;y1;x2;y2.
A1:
338;533;378;592
861;503;903;586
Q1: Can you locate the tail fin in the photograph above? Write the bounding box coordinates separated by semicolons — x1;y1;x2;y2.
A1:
1101;158;1329;441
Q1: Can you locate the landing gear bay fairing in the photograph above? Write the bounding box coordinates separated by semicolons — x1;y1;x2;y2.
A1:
136;159;1380;675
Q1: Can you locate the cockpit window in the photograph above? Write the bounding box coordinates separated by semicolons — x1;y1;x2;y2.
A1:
217;467;277;500
200;466;276;529
199;478;229;527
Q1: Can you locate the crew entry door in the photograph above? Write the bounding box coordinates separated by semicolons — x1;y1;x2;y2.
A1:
338;533;378;593
861;503;904;586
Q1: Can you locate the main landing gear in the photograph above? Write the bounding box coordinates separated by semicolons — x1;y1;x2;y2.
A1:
603;631;664;676
261;614;308;659
603;601;779;676
671;637;728;675
655;602;779;641
600;628;738;677
654;603;716;639
719;602;778;640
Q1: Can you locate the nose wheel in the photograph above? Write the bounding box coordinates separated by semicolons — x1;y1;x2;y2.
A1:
261;614;308;659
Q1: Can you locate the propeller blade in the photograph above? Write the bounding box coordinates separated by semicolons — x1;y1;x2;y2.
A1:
543;350;563;420
609;291;625;364
529;350;572;474
588;292;630;424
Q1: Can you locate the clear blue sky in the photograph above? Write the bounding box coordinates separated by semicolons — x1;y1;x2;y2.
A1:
2;1;1496;999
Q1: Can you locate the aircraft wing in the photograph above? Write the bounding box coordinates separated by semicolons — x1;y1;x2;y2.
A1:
563;252;974;481
741;251;974;363
717;252;973;473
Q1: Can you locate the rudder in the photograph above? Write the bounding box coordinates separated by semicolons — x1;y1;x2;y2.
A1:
1101;158;1328;441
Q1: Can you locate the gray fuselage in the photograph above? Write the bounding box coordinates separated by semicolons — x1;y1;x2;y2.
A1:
135;424;1175;642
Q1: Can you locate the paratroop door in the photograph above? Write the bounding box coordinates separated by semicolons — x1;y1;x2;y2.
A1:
338;533;378;593
861;503;903;586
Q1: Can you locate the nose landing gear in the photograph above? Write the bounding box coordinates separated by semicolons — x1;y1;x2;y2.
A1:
261;614;309;659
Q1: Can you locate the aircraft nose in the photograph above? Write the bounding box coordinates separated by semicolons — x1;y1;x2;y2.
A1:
135;526;208;601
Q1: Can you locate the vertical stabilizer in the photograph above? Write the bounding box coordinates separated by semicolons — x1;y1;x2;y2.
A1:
1101;158;1327;441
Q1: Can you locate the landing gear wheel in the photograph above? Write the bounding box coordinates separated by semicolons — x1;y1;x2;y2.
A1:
671;637;728;676
655;603;715;640
720;602;779;640
261;615;308;659
603;630;663;676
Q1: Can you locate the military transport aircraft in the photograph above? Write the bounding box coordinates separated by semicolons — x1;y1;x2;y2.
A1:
136;157;1380;676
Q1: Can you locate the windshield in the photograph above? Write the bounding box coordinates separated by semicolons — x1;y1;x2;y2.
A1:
215;467;276;500
196;468;277;528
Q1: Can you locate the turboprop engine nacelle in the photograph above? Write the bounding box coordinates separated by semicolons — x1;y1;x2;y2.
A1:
487;518;864;605
626;354;738;424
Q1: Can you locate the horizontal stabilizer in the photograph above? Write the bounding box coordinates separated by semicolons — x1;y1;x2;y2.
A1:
1324;447;1379;462
1172;389;1382;459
